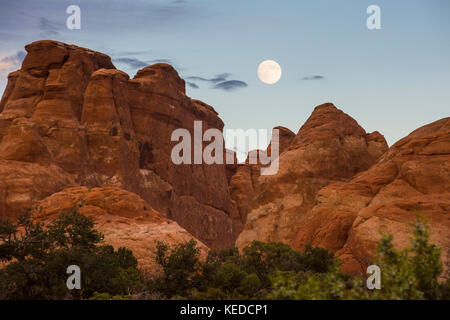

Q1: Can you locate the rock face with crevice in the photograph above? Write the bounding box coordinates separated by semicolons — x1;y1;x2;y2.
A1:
228;126;295;226
0;40;239;249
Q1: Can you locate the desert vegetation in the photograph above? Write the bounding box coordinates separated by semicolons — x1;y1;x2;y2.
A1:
0;209;448;300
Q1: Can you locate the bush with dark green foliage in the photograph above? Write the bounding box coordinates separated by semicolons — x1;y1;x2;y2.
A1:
146;217;449;300
0;208;141;299
146;239;335;299
146;239;201;298
1;209;448;300
269;217;450;300
368;217;447;299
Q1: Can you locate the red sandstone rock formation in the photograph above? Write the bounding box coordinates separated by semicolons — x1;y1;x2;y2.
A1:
237;104;449;278
0;40;238;249
321;118;449;278
236;103;388;250
33;186;207;272
228;126;295;226
1;41;448;279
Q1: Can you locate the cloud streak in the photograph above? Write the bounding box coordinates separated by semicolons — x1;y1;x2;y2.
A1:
114;57;148;69
302;75;325;81
213;80;248;91
186;73;231;83
186;81;199;89
186;73;248;91
113;57;174;69
149;58;173;64
110;63;247;91
38;17;60;36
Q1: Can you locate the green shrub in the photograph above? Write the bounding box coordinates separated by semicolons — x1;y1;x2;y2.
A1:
147;239;335;299
268;216;449;300
370;217;445;299
2;209;447;300
0;208;141;299
146;239;201;298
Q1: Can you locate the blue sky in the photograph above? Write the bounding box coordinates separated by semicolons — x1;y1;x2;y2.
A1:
1;0;449;152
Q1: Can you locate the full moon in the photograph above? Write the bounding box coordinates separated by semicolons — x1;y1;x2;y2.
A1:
257;60;282;84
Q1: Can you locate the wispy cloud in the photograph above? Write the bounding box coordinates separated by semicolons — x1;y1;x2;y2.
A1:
118;50;152;56
186;81;199;89
16;11;62;37
114;57;174;69
186;73;231;83
114;58;148;69
302;75;325;81
213;80;248;91
38;17;60;36
0;51;26;71
186;73;248;91
149;58;173;64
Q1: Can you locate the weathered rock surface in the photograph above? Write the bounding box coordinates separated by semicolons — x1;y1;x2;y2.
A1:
33;186;207;272
237;104;449;278
326;118;450;277
236;103;389;249
1;40;449;279
0;40;115;220
0;160;76;220
0;40;238;249
228;126;295;226
265;126;296;158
